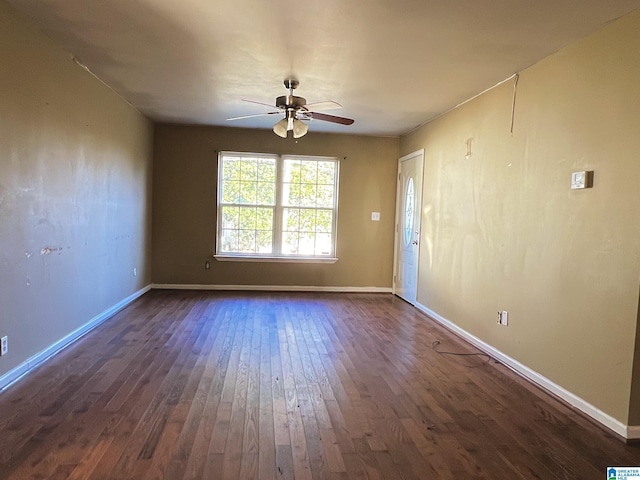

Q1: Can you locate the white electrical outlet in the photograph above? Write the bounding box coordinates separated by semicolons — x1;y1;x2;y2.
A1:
133;268;137;277
1;336;8;356
500;311;509;326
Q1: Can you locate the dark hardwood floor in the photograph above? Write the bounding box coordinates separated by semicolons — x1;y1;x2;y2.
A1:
0;290;638;479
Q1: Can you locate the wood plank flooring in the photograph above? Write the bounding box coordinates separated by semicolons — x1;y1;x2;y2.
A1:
0;290;638;479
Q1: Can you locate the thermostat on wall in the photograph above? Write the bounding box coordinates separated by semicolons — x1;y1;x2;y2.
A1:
571;171;594;190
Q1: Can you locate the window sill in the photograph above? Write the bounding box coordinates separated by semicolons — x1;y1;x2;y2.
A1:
214;255;338;264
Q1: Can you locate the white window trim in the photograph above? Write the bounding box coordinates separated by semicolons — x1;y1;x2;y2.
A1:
215;151;340;263
213;254;338;263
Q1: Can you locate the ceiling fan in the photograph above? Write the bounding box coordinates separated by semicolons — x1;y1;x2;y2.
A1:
226;79;354;138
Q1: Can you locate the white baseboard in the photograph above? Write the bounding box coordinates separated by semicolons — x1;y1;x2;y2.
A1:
152;283;392;293
415;301;636;440
0;285;151;392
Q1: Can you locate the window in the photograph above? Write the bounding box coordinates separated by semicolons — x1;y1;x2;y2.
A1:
216;152;339;261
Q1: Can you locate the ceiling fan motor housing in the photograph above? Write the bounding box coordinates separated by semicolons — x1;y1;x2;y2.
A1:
276;95;306;110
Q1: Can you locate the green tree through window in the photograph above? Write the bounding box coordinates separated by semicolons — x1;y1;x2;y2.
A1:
217;152;339;259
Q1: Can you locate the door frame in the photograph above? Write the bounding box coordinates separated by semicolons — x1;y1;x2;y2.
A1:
392;149;425;303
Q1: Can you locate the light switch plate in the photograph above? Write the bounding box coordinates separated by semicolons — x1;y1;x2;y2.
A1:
571;170;594;190
371;212;380;221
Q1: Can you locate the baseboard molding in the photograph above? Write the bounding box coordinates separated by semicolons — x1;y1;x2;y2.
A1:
152;283;392;293
0;284;151;392
415;301;635;440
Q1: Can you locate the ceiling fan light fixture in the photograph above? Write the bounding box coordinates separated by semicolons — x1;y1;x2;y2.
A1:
273;118;288;138
292;118;308;138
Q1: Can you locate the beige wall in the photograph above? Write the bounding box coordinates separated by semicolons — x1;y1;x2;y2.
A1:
630;286;640;425
401;10;640;425
152;125;398;288
0;2;153;379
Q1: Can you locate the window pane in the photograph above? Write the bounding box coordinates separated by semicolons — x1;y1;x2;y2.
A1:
256;207;273;231
298;233;316;256
299;184;317;207
316;185;334;208
257;231;273;253
238;230;256;252
315;233;332;255
299;209;316;232
283;208;299;231
316;210;332;233
240;158;258;180
317;162;335;184
258;159;276;182
283;160;300;183
282;231;299;254
257;182;275;205
221;180;240;204
222;157;241;181
300;161;317;183
239;181;257;204
221;206;239;229
220;229;238;252
238;207;257;230
283;183;301;206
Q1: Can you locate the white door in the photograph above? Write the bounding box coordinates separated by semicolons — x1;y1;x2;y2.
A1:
394;150;424;305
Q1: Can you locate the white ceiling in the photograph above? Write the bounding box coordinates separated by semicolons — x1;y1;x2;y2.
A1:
9;0;640;136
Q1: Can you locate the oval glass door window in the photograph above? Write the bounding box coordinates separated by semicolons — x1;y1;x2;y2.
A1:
404;177;414;246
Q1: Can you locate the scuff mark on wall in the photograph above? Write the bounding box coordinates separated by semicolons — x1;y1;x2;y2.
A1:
40;246;62;255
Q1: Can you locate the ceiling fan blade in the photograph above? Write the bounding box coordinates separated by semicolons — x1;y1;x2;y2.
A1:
302;101;342;112
242;99;279;109
306;112;354;125
226;111;281;121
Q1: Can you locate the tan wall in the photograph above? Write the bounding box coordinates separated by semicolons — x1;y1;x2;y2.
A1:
401;10;640;425
0;2;153;379
630;287;640;425
152;125;399;288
